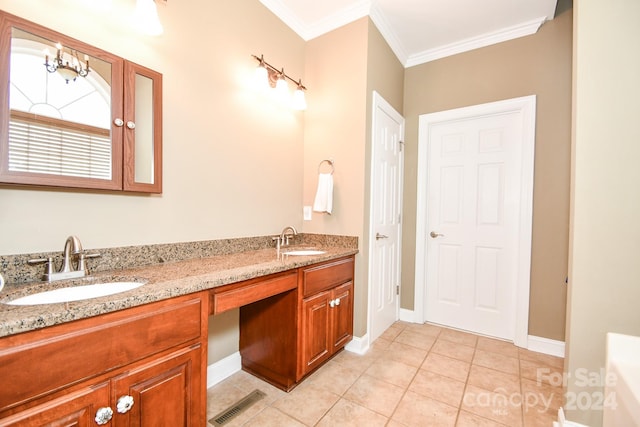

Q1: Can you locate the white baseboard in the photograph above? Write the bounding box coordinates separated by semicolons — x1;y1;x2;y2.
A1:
527;335;565;358
399;308;419;323
207;351;241;389
345;334;369;355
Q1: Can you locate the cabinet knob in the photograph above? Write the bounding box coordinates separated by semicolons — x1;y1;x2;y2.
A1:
95;406;113;425
126;121;136;129
329;299;336;308
335;297;341;306
114;118;124;127
116;394;134;413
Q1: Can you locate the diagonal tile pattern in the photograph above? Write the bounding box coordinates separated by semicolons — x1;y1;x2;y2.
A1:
207;321;563;426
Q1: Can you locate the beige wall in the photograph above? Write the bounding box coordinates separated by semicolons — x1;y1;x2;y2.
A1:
302;17;404;337
566;1;640;425
402;10;573;341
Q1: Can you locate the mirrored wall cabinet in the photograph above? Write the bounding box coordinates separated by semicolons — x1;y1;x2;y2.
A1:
0;11;162;193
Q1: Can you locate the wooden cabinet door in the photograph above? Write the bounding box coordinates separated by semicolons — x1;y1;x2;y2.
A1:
0;382;110;427
122;61;163;193
112;345;202;427
301;290;332;375
331;281;354;351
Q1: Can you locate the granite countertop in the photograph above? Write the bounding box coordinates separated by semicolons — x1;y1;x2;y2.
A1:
0;245;358;338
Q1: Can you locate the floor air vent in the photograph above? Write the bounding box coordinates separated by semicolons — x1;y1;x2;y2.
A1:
209;389;266;426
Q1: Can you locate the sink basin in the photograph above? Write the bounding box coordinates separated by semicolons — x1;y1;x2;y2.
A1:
283;250;326;256
6;281;145;306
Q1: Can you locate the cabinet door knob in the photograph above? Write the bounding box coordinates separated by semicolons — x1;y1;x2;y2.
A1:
116;395;135;413
126;121;136;129
329;299;336;308
95;407;113;425
114;118;124;127
335;297;341;306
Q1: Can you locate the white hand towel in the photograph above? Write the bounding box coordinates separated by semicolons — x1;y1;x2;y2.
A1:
313;173;333;214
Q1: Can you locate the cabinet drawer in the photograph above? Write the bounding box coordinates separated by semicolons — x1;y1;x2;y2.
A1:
211;272;297;314
302;257;354;298
0;293;203;411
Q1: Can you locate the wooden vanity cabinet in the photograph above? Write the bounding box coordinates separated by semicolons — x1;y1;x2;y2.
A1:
0;292;207;426
0;382;111;426
235;255;355;391
298;257;354;378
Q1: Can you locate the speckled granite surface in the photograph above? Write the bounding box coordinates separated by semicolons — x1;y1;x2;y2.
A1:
0;233;357;285
0;234;358;338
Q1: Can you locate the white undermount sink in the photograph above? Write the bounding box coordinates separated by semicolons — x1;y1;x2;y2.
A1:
283;250;326;256
6;281;145;306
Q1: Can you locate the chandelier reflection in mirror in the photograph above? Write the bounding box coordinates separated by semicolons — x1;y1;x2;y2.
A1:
44;43;90;84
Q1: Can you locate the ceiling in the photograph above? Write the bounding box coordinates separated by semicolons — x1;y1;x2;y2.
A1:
258;0;559;67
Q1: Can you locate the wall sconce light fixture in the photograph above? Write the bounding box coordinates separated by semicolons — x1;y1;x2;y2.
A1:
133;0;164;36
252;54;307;111
44;43;90;84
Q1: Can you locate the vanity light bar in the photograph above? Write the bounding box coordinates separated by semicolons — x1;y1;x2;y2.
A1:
252;54;307;91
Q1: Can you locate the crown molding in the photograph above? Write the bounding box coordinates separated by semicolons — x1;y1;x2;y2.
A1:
368;1;408;65
259;0;371;41
258;0;308;39
305;0;371;41
259;1;549;67
405;16;548;68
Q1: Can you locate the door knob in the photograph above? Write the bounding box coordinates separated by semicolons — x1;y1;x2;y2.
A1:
430;231;444;238
375;233;388;240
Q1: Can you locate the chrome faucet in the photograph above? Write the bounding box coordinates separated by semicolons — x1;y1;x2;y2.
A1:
273;226;298;252
60;235;83;273
279;226;298;246
28;235;100;282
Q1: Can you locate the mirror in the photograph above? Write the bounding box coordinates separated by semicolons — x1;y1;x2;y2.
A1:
9;28;113;180
134;73;154;184
0;11;162;193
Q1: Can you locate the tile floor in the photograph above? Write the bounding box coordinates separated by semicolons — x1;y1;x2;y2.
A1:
207;321;564;426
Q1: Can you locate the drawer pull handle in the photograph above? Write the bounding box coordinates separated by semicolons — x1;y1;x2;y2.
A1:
117;395;134;413
95;407;113;425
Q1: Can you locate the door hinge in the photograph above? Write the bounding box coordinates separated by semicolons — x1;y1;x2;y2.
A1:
398;140;404;151
396;285;400;295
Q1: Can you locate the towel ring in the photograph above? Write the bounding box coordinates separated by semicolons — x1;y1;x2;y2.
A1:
318;159;334;175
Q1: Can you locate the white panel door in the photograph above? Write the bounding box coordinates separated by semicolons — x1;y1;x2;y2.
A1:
369;92;404;343
425;112;523;340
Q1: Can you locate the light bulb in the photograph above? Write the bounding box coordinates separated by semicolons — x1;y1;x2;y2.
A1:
274;72;289;105
254;63;269;90
292;87;307;111
133;0;163;36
